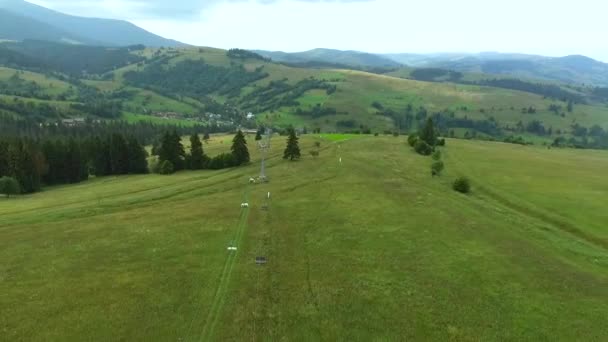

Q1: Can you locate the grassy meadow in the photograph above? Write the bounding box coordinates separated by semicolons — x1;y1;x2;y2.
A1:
1;134;607;340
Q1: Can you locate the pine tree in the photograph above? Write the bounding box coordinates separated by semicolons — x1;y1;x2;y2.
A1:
170;131;186;170
231;130;250;165
0;141;9;177
419;118;437;146
110;134;129;175
255;128;263;141
189;133;205;170
92;137;112;177
65;138;83;183
127;136;149;174
158;131;186;171
283;127;301;161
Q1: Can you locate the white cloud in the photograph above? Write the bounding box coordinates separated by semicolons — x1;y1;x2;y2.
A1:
27;0;608;61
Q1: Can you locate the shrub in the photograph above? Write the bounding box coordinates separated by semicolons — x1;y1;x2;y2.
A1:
374;133;379;137
453;177;471;193
392;131;399;137
407;134;419;147
414;140;433;156
431;161;445;176
0;176;20;198
437;138;446;146
159;160;175;175
208;153;237;170
431;150;442;161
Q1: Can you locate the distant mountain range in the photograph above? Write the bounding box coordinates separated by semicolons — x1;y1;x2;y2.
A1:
254;48;401;69
0;0;184;47
256;49;608;86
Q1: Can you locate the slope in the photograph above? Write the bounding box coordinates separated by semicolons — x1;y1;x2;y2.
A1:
1;135;607;340
0;0;184;47
255;48;402;69
0;8;91;44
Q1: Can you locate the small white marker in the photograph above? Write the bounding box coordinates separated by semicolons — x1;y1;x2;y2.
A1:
339;157;342;163
227;247;237;251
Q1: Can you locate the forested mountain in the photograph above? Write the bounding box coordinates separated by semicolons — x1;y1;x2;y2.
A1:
383;52;608;86
1;40;608;151
0;0;184;47
254;48;401;69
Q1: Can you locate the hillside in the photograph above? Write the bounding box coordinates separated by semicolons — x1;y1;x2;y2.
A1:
0;0;184;47
384;52;608;86
254;48;402;70
1;135;607;340
1;42;608;149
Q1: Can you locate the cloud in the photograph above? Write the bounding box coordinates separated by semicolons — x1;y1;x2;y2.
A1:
29;0;374;20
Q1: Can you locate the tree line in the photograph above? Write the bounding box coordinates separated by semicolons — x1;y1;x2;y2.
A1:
0;133;148;195
151;130;250;174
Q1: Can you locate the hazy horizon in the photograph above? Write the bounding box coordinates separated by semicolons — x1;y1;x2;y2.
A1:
26;0;608;62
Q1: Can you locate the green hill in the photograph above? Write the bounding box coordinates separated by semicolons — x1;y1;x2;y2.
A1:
1;42;607;148
1;135;607;340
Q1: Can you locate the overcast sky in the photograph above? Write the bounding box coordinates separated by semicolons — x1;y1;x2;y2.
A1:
28;0;608;61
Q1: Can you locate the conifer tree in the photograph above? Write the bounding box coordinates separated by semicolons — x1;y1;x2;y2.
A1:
283;127;301;161
158;131;185;171
189;133;205;170
0;141;8;177
110;133;130;175
255;127;263;141
127;136;149;174
231;130;250;165
419;118;437;146
65;138;83;183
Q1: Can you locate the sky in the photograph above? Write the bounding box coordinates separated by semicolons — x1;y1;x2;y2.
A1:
28;0;608;61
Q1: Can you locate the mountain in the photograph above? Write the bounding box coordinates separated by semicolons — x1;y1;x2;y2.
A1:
254;48;402;69
0;0;184;47
383;52;608;86
2;40;608;151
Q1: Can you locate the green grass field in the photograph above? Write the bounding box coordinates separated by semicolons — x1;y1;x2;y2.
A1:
1;135;607;340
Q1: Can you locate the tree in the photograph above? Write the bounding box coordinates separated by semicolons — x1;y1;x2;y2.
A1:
407;134;419;147
158;131;185;171
92;137;112;177
419;118;437;146
127;136;149;174
431;161;445;176
567;100;574;113
109;134;129;175
231;130;250;165
189;133;205;170
0;141;8;177
255;128;264;141
283;127;301;161
0;176;20;198
65;138;86;183
432;150;442;161
453;177;471;194
414;140;433;156
159;160;174;175
203;132;210;143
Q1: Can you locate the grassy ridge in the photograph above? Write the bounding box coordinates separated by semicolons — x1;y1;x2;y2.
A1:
1;135;607;340
3;46;608;138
